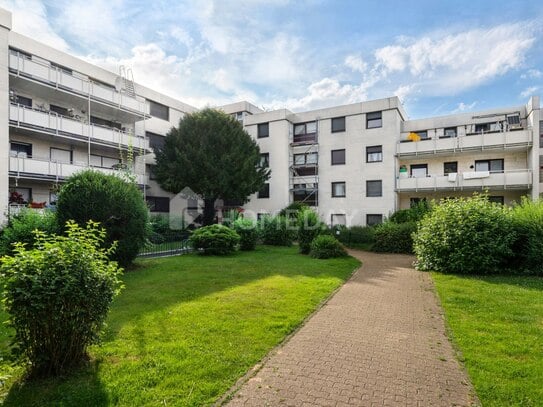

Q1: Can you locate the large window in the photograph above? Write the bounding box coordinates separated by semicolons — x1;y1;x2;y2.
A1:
331;149;346;165
50;104;69;116
410;164;428;178
366;111;382;129
257;122;269;138
331;182;346;197
331;116;346;133
475;159;504;173
259;153;269;168
366;180;382;197
293;121;317;143
443;127;457;138
146;196;170;212
10;142;32;158
90;154;121;169
444;161;458;174
91;115;121;129
293;184;318;206
366;145;382;163
50;147;72;164
149;100;170;121
367;214;383;226
147;131;165;152
331;214;347;226
294;152;318;166
258;183;270;199
15;95;32;107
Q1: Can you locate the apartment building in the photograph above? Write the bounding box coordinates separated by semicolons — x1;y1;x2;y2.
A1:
0;7;541;227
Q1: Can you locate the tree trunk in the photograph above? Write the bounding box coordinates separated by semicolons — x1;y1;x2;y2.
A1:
202;198;216;226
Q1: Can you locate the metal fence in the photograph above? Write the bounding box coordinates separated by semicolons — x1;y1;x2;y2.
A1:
138;239;192;258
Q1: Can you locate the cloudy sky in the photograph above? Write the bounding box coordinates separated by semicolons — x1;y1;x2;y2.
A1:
2;0;542;117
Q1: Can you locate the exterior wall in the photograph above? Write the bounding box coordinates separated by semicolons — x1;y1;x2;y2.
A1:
398;190;525;209
0;10;11;222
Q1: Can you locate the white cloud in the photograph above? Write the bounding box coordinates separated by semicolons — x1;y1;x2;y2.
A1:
451;101;478;113
521;69;542;79
520;86;539;98
344;54;367;74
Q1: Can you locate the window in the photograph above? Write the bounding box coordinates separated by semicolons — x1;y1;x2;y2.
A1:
475;159;504;173
15;95;32;107
332;182;346;197
294;152;317;166
147;164;157;180
489;196;505;205
149;100;170;121
293;121;317;143
258;183;270;199
257;122;269;138
367;214;383;226
417;131;429;140
50;147;72;164
51;62;72;75
366;145;382;163
50;104;69;116
90;154;120;168
366;111;382;129
366;180;382;197
10;142;32;158
91;116;121;129
293;184;318;206
506;114;520;126
13;187;32;204
444;161;458;174
147;131;165;152
443;127;457;138
146;196;170;212
475;123;491;133
331;116;346;133
410;197;426;207
331;149;346;165
331;214;347;226
410;164;428;178
259;153;269;168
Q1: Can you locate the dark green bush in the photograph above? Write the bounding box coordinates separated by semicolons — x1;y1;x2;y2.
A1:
511;198;543;275
372;221;416;254
232;218;258;251
0;210;58;256
310;235;347;259
333;225;375;247
56;170;149;266
413;195;515;274
0;221;123;378
297;209;324;254
259;215;297;246
279;202;308;220
389;201;431;224
189;224;240;255
148;214;188;244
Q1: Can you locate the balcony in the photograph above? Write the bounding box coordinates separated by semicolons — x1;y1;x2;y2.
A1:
10;104;149;151
397;130;532;157
9;156;148;185
9;51;147;115
396;170;532;192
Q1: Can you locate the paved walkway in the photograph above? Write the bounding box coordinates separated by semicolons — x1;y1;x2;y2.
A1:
224;250;478;406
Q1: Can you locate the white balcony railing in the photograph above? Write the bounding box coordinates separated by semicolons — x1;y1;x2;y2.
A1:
9;156;148;185
9;104;149;151
396;169;532;191
397;130;532;156
9;51;147;115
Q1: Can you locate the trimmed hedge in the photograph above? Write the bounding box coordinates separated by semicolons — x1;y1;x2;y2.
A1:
373;221;416;254
310;235;347;259
297;209;323;254
333;225;375;248
510;198;543;275
259;216;297;246
189;224;240;255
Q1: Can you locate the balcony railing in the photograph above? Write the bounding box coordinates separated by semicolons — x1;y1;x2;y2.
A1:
396;169;532;191
9;104;149;151
9;156;148;185
397;130;532;156
9;51;147;115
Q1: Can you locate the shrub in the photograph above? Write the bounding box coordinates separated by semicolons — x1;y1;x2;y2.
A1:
259;215;297;246
232;218;258;251
372;221;416;254
511;198;543;275
0;210;58;256
189;224;240;255
413;195;515;274
389;201;432;224
148;214;188;244
310;235;347;259
279;202;308;220
222;209;243;228
297;209;324;254
56;170;149;266
0;221;123;378
333;225;375;248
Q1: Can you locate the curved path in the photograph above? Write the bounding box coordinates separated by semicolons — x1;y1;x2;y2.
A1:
224;250;478;406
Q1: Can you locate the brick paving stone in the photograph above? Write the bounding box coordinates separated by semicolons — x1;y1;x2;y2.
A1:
223;251;479;406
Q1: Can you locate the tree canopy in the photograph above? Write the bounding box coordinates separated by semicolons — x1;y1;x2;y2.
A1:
154;108;270;225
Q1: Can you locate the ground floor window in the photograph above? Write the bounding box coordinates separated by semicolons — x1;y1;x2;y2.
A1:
331;214;347;226
367;214;383;226
146;196;170;212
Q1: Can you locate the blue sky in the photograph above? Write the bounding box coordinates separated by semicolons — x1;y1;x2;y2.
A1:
1;0;542;117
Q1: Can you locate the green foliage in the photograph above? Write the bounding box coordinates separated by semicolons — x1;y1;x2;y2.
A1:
154;108;270;225
310;235;347;259
279;202;308;220
413;195;516;274
332;225;375;248
372;221;416;254
222;209;242;228
389;201;431;224
510;198;543;275
147;214;187;244
56;170;149;266
0;221;123;378
232;218;258;251
259;216;297;246
297;209;323;254
0;210;58;256
189;224;240;255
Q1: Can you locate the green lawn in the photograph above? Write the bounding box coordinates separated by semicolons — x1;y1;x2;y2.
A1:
432;273;543;406
0;246;359;406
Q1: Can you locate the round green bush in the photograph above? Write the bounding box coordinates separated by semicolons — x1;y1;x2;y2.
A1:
413;195;515;274
511;198;543;275
297;209;324;254
372;221;417;254
0;221;123;378
232;218;258;251
56;170;149;266
389;201;431;224
189;224;240;255
259;215;297;246
332;225;375;247
0;210;58;256
310;235;348;259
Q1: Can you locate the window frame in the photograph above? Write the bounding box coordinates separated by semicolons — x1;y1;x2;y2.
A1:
147;131;165;152
443;127;457;138
148;100;170;121
331;116;346;133
443;161;458;175
16;95;32;107
146;196;170;212
331;214;347;226
331;181;346;198
257;122;270;138
331;149;346;166
475;159;504;173
366;180;383;197
410;164;428;178
257;183;270;199
366;145;383;163
366;214;383;226
10;142;32;158
366;111;382;129
259;153;270;168
50;147;72;164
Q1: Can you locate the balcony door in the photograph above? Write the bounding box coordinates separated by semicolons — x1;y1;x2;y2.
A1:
50;147;72;164
410;164;428;178
475;159;504;173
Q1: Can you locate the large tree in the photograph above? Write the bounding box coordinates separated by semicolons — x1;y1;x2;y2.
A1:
154;108;270;225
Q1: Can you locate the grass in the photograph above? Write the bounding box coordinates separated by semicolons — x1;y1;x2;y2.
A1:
0;246;359;406
432;273;543;406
